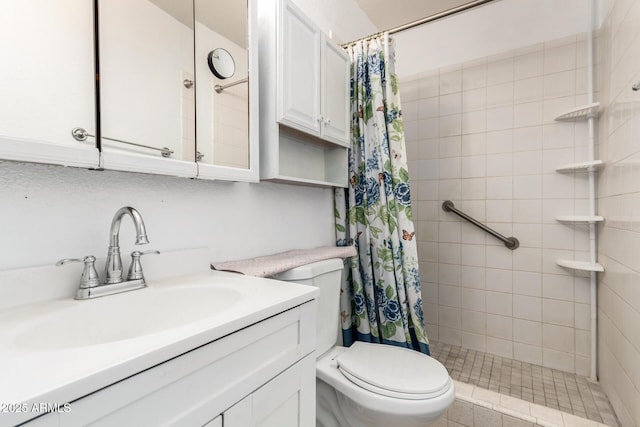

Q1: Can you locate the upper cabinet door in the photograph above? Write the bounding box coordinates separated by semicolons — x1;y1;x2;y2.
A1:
98;0;197;177
277;0;322;136
195;0;260;182
321;37;350;146
0;0;98;168
276;0;349;147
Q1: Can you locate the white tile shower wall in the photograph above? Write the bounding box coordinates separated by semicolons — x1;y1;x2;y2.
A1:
596;0;640;426
403;34;594;375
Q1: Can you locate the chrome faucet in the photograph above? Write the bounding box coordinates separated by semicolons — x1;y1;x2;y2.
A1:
57;206;159;300
105;206;150;284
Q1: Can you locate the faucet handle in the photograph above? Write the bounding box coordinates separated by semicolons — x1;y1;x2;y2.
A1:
56;256;100;289
127;250;160;281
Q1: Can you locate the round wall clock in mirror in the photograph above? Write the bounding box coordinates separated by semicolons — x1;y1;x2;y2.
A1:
207;48;235;79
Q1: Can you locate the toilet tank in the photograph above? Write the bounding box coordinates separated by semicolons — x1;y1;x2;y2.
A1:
272;258;344;357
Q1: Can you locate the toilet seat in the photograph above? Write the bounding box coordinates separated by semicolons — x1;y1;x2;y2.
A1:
316;345;456;426
335;341;451;400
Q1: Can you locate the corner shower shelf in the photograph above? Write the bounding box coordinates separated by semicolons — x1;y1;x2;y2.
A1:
556;259;604;272
556;215;604;223
554;102;601;121
555;160;604;173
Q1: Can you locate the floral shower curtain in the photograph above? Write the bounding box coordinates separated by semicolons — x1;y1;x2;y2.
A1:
335;33;429;355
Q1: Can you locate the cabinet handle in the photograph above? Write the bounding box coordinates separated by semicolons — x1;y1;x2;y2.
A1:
323;118;332;125
316;116;323;123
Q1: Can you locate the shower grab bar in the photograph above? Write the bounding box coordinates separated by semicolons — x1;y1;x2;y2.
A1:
442;200;519;250
215;77;248;94
71;127;174;158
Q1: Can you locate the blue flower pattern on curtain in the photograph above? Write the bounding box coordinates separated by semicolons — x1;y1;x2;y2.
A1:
335;35;430;355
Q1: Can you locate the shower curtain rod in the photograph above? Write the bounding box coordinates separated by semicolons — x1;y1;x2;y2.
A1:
342;0;497;47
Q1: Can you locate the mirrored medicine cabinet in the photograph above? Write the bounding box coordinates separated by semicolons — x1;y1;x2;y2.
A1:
0;0;258;182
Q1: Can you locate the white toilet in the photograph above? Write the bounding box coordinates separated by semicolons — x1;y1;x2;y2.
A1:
273;258;455;427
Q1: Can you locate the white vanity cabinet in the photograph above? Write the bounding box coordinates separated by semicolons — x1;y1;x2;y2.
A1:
0;0;98;169
25;302;316;427
222;354;315;426
258;0;349;187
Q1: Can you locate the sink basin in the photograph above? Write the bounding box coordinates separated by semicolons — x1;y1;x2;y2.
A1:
14;285;241;350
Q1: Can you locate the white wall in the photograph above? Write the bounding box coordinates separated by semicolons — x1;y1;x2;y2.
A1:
0;0;375;271
291;0;377;44
0;161;333;269
596;0;640;425
394;0;596;77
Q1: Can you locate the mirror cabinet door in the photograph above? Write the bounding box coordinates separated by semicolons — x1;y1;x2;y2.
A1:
0;0;98;168
195;0;259;181
1;1;258;180
98;0;198;177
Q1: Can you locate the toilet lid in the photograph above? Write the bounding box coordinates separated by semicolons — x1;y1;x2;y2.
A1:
335;341;451;400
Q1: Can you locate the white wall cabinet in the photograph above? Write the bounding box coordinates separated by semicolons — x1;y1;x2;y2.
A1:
0;1;259;183
97;0;197;178
0;0;98;169
277;2;322;137
277;1;349;147
320;38;350;146
194;0;260;182
25;302;316;427
259;0;349;187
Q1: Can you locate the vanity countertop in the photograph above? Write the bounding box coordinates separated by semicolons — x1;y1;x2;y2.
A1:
0;249;318;426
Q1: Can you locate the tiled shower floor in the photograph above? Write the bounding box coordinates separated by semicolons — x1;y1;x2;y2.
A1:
430;341;620;426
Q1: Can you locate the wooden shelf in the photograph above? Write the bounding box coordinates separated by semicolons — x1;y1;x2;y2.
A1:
556;259;604;272
554;102;601;121
556;160;604;172
556;215;604;223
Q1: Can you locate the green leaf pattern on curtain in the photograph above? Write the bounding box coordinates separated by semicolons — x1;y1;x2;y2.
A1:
335;35;429;354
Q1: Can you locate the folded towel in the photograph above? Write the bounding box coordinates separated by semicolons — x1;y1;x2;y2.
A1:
211;245;357;277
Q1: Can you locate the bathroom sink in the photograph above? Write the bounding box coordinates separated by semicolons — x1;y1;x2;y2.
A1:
0;248;320;427
14;284;241;350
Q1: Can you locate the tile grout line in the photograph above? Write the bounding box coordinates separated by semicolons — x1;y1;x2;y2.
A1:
430;340;620;426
